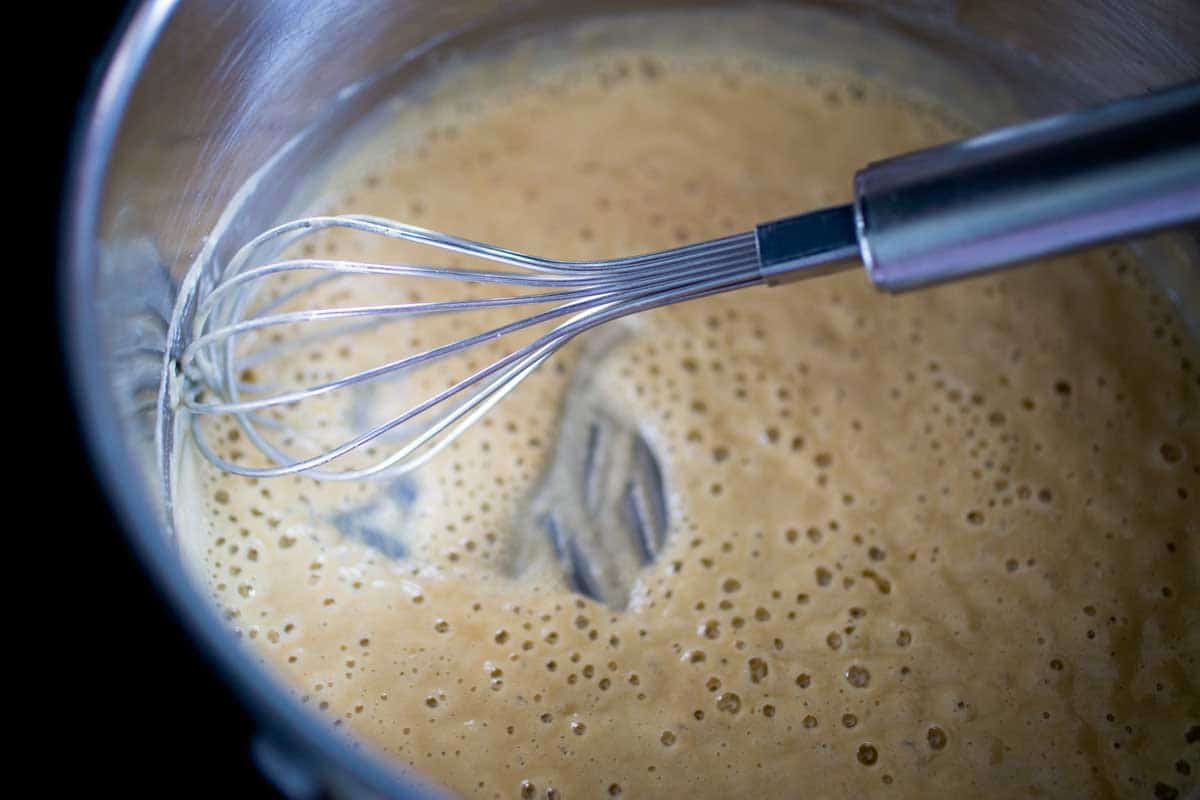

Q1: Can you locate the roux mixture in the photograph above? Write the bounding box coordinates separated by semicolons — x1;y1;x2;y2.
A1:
179;12;1200;799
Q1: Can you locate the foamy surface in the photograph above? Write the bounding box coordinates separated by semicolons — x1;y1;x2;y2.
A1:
179;12;1199;799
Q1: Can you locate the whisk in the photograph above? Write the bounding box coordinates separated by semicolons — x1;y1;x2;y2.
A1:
175;81;1200;480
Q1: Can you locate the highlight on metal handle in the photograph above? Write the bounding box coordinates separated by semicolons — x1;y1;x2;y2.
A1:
854;81;1200;292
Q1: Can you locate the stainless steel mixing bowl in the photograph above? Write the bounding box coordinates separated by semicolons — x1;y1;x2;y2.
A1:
63;1;1199;796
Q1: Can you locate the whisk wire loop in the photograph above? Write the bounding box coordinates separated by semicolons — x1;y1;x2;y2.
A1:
180;215;763;479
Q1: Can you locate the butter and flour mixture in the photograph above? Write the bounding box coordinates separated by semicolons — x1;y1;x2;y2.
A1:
179;11;1200;798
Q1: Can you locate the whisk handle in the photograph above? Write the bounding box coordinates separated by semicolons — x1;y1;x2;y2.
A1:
853;80;1200;292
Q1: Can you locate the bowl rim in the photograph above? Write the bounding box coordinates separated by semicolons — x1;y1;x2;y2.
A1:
60;2;441;796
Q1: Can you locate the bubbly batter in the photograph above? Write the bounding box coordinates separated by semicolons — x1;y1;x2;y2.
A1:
180;12;1200;799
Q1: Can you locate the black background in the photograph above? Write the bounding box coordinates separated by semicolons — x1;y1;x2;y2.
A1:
50;2;280;795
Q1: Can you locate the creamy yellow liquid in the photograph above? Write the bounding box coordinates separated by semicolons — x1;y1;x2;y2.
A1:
181;13;1200;799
